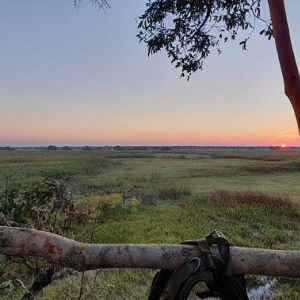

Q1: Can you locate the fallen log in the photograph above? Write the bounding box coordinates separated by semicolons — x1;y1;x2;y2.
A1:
0;226;299;278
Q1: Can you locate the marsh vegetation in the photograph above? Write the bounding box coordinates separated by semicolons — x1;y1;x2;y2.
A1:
0;149;299;299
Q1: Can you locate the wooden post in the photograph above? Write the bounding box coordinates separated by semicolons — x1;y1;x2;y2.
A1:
0;227;299;278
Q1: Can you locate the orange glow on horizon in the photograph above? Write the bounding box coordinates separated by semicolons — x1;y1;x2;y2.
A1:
2;128;300;147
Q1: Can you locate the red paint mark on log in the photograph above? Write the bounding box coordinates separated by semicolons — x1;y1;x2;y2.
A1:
74;243;88;254
44;240;63;255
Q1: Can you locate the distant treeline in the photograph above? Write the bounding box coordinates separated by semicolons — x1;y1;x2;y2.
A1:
0;146;16;151
45;145;173;151
1;145;299;152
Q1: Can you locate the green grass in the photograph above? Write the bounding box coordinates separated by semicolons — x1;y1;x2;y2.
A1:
0;149;299;299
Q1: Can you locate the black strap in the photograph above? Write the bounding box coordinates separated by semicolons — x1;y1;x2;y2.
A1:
203;231;249;300
148;231;249;300
206;230;231;267
148;270;173;300
161;257;202;299
148;258;214;300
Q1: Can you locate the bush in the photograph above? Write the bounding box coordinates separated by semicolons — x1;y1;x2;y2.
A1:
47;145;57;151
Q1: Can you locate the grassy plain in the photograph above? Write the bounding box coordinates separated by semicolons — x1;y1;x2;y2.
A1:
0;148;299;299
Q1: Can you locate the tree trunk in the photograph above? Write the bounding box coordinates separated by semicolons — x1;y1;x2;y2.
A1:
0;227;299;278
268;0;300;133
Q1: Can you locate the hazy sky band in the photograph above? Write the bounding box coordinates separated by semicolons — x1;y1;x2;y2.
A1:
0;0;300;146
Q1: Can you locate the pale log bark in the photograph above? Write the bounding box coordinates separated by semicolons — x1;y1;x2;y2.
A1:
0;227;299;278
268;0;300;132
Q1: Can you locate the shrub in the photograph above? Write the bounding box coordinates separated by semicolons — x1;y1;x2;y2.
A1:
47;145;57;151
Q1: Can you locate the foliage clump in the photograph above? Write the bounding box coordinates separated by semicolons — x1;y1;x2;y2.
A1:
0;175;74;232
0;172;146;299
138;0;273;79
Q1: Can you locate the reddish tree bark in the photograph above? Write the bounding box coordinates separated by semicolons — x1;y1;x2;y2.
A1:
268;0;300;133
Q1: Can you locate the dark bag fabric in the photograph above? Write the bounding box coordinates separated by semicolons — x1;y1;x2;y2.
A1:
148;231;249;300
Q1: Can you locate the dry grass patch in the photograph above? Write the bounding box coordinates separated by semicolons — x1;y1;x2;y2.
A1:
240;161;300;174
209;190;300;216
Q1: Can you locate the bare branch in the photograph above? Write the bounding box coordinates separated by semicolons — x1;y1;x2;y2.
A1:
0;227;299;278
73;0;110;10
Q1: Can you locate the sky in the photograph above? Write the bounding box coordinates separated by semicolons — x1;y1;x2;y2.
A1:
1;0;300;147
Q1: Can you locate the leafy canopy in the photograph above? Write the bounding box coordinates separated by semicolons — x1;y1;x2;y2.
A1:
137;0;273;79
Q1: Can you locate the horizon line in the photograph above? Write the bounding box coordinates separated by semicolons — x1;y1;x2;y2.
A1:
1;144;297;148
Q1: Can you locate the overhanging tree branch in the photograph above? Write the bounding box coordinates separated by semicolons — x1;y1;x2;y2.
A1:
138;0;300;132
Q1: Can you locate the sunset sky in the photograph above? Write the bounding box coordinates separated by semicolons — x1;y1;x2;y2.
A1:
1;0;300;146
